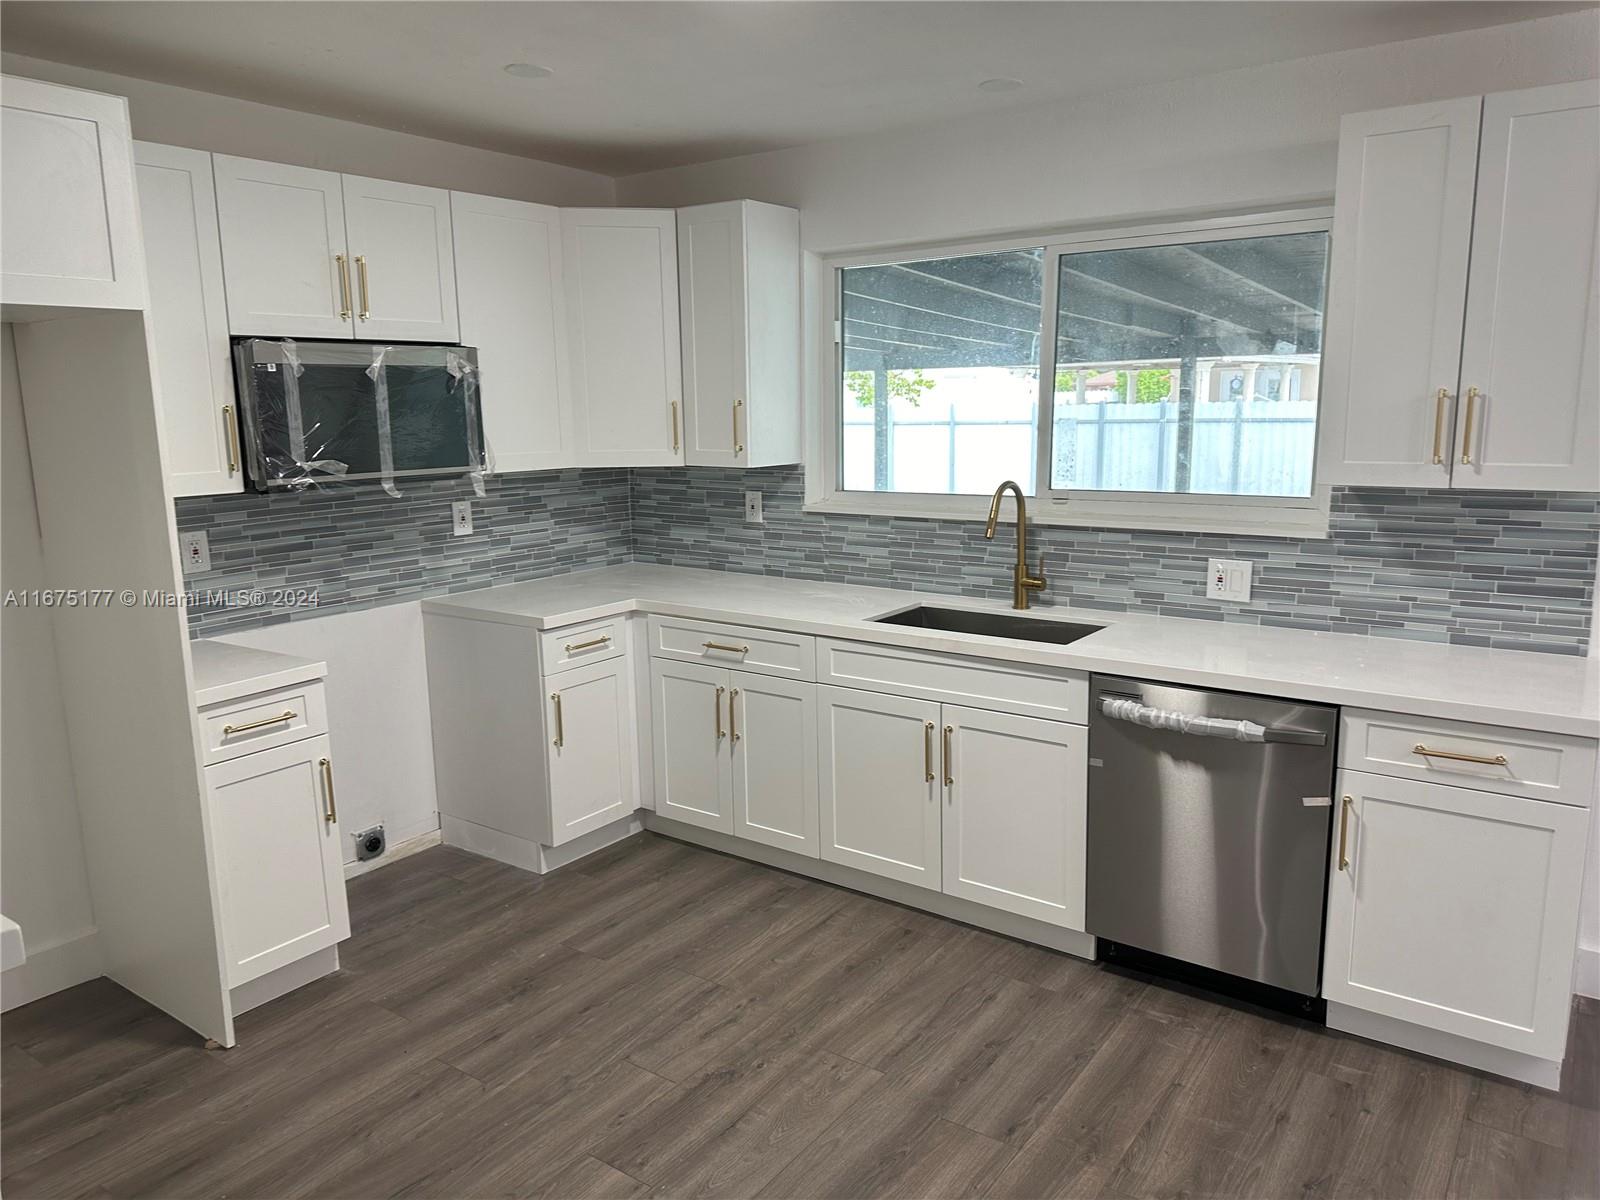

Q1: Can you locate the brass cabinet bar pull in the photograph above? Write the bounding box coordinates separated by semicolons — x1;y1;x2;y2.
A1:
355;254;370;321
942;725;954;789
550;692;564;748
320;757;337;823
923;721;935;783
1431;388;1449;465
564;635;611;654
335;254;352;320
1338;795;1352;871
729;689;740;742
222;709;296;736
670;401;680;453
715;686;725;740
1413;742;1507;766
733;398;745;454
222;405;239;474
702;641;749;654
1460;387;1479;464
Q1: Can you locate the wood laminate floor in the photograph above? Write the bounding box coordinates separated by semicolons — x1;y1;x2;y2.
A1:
3;834;1596;1199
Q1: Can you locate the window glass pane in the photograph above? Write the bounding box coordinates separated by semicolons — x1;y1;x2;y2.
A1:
1051;230;1328;498
840;249;1042;495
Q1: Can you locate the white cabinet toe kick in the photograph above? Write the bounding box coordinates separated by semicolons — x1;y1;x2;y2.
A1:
421;608;1596;1088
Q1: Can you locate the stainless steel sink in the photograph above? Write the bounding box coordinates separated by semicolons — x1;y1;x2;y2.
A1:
871;605;1103;645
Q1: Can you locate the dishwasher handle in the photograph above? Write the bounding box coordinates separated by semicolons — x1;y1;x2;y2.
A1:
1097;694;1327;747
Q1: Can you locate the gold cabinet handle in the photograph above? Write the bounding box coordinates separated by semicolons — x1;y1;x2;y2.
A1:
670;401;680;453
320;757;337;823
221;709;296;736
222;404;238;474
550;692;564;748
1413;742;1507;766
335;254;351;321
355;255;370;321
923;721;935;783
729;688;740;743
733;397;745;454
1338;795;1352;871
564;635;611;654
1432;388;1450;465
942;724;954;789
715;685;725;740
1460;387;1479;465
703;641;749;655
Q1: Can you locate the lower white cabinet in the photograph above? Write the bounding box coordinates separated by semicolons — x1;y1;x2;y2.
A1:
205;733;350;988
1323;768;1589;1063
545;656;636;845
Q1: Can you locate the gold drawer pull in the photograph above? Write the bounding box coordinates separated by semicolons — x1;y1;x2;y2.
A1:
320;757;337;824
335;254;352;321
923;721;935;783
703;641;749;655
551;692;564;748
564;635;611;654
942;724;954;789
715;686;725;740
221;710;297;736
733;397;745;454
670;401;680;453
222;404;238;474
1413;743;1507;767
1460;387;1479;465
729;688;740;743
1338;795;1352;871
1431;388;1450;466
355;254;371;321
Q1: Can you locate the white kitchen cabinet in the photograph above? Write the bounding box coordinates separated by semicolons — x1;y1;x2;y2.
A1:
342;175;458;342
650;658;735;834
213;155;351;338
1456;81;1600;491
817;685;942;889
134;143;241;497
451;192;569;473
1323;769;1588;1064
1;75;145;314
205;734;350;988
730;673;818;856
677;200;801;468
941;705;1086;929
546;656;636;844
561;209;684;467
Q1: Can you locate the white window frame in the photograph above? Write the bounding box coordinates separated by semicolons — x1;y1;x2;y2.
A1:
806;206;1336;538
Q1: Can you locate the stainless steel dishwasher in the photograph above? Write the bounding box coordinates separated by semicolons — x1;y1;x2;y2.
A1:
1086;674;1338;1004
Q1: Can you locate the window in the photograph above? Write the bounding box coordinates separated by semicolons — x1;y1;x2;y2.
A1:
824;213;1334;535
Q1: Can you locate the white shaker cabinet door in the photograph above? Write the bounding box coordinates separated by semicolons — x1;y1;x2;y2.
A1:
817;685;941;890
1316;98;1481;487
545;657;637;846
561;209;684;466
206;735;350;988
451;192;569;473
342;175;459;343
941;706;1087;929
213;154;351;338
650;659;733;833
1455;81;1600;491
134;142;241;497
678;201;747;467
730;672;819;857
1323;770;1588;1062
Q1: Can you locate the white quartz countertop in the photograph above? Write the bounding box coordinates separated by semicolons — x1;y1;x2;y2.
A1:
190;639;327;708
422;564;1599;738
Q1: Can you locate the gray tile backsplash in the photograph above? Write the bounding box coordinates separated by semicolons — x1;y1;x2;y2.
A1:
177;465;1597;654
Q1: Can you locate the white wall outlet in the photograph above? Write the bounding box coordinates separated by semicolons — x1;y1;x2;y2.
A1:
1207;557;1253;603
179;530;210;574
451;500;473;536
744;490;764;524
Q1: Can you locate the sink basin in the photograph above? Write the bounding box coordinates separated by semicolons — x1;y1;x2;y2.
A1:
871;605;1103;645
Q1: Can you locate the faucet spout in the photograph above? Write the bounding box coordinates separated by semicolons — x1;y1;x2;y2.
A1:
984;481;1046;609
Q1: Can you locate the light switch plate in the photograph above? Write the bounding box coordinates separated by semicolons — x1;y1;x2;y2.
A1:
451;500;473;536
744;491;764;524
179;530;210;574
1207;557;1252;602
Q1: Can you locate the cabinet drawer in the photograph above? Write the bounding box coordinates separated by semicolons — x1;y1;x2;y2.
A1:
648;615;815;681
819;638;1088;723
540;616;626;675
1341;710;1596;807
200;681;328;765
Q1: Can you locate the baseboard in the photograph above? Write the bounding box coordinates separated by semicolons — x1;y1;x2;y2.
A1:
229;945;340;1017
344;823;443;880
0;927;103;1012
1575;944;1598;1000
440;812;642;874
643;814;1097;960
1327;1000;1562;1090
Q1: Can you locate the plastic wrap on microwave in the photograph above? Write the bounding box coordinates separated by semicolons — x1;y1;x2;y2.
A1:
447;349;486;498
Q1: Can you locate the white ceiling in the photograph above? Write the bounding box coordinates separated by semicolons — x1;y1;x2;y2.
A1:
0;1;1585;176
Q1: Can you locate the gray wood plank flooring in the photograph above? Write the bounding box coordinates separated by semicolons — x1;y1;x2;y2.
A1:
3;834;1596;1199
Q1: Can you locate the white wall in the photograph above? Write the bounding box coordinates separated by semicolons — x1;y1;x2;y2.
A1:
0;325;103;1008
208;602;439;865
0;52;615;207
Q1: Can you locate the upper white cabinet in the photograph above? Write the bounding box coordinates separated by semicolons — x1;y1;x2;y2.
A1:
450;192;569;474
677;200;801;467
1;75;145;314
134;142;240;497
213;155;458;341
1320;81;1600;491
561;209;684;467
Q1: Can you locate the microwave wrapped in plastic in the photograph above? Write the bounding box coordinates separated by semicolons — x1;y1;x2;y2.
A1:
232;338;485;496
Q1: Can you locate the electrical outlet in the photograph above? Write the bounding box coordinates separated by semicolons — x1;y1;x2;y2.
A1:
451;500;473;536
179;530;210;574
744;491;764;524
1207;558;1253;603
